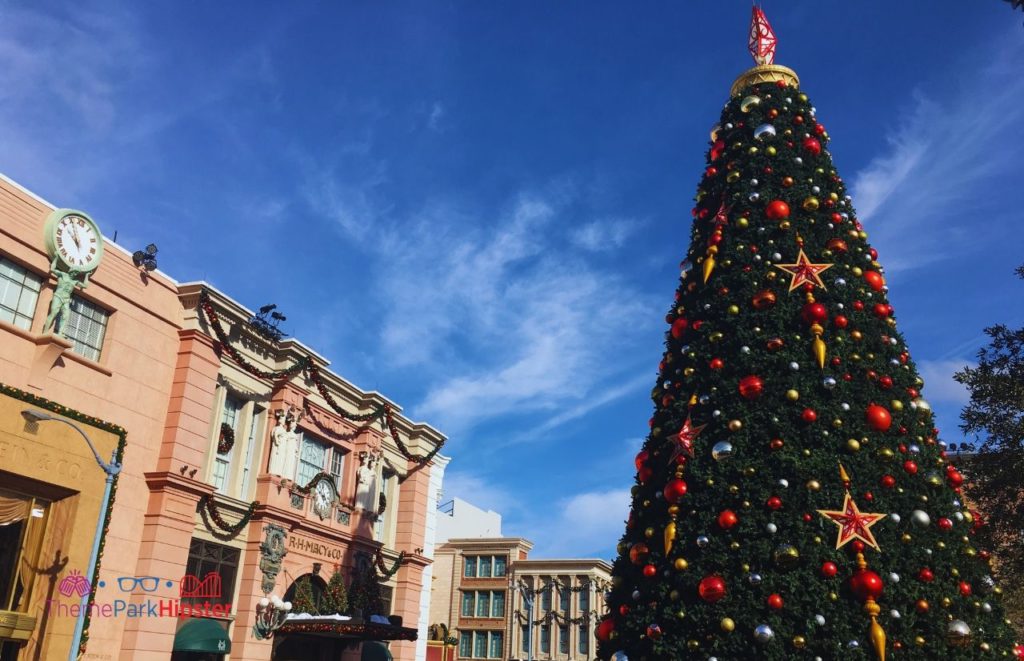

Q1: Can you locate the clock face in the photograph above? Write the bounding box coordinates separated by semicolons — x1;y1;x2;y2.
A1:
313;480;335;519
44;210;104;273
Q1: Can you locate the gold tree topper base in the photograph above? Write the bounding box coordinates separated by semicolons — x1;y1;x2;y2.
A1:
730;64;800;97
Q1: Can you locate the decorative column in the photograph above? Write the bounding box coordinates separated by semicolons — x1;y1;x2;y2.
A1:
118;329;220;660
389;457;435;661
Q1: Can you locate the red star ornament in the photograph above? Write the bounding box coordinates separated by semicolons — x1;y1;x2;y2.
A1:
817;492;886;551
668;416;707;463
774;249;833;292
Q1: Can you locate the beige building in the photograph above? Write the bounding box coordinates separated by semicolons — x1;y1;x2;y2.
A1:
507;559;610;661
429;538;532;660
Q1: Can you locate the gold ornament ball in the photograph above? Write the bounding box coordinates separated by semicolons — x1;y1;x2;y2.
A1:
942;597;952;608
878;447;895;460
644;527;655;538
793;636;806;649
743;467;757;477
766;146;777;156
728;485;739;494
668;505;680;515
846;438;861;452
727;171;741;183
740;95;762;112
979;642;989;652
915;636;926;647
710;331;724;342
617;542;628;554
851;330;863;341
902;533;913;543
806;479;821;491
802;196;820;212
852;266;863;276
721;618;736;633
773;543;800;570
669;589;680;600
684;367;695;377
786;389;800;401
737;216;749;228
779;220;791;230
741;563;751;572
748;147;759;155
729;541;740;551
828;591;838;602
728;419;743;432
706;478;715;486
687;639;700;651
727;305;739;315
891;400;904;412
676;610;686;620
675;558;689;571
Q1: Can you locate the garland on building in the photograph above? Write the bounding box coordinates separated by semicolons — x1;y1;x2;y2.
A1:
293;471;334;495
217;422;235;454
373;549;407;580
199;494;258;535
277;619;416;641
198;289;446;468
376;492;387;520
0;383;128;659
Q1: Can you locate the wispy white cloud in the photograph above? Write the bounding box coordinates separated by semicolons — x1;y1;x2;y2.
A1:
570;217;642;252
428;101;446;132
520;488;630;558
918;358;974;406
440;469;520;519
850;31;1024;276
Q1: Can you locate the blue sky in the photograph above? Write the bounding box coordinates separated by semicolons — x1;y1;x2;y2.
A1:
2;2;1023;559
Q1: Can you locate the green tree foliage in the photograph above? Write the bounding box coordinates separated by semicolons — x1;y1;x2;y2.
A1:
291;575;317;615
597;72;1019;660
321;567;350;615
349;563;384;617
955;265;1024;632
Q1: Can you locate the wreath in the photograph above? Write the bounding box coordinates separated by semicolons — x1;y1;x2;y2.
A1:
218;422;235;455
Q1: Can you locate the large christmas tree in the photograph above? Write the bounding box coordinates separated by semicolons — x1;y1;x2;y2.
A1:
597;9;1020;660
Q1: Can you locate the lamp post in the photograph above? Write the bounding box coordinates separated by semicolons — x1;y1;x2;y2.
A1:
252;593;293;639
511;578;534;661
21;409;121;661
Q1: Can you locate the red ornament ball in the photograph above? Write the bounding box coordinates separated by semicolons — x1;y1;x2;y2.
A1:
663;479;688;504
698;576;727;603
738;375;765;400
903;460;918;475
959;581;972;597
634;450;648;471
849;568;884;601
833;315;848;329
864;271;885;291
765;199;791;220
629;543;650;565
766;496;783;510
642;564;657;578
709;358;724;370
872;303;892;319
820;561;838;578
865;404;892;431
946;468;964;488
918;568;934;582
802;137;822;156
596;618;615;642
638;466;653;482
801;408;818;423
767;593;784;610
718;509;739;530
937;517;953;532
670;318;689;338
880;475;896;489
801;302;828;325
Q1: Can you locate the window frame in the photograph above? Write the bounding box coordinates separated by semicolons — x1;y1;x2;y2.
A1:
0;257;42;331
64;295;109;361
182;538;240;608
559;624;569;653
578;623;590;654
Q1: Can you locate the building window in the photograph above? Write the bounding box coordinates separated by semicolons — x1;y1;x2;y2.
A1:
380;585;393;615
296;433;328;487
462;591;474;617
474;631;487;658
579;624;589;654
459;632;472;657
540;583;551;611
64;296;108;361
462;631;501;659
330;449;345;491
462;555;506;579
0;258;42;331
183;538;240;608
475;591;490;617
579;587;589;612
540;624;550;653
559;624;569;653
0;489;49;613
492;590;504;617
239;405;264;497
461;591;505;618
488;631;503;658
212;395;243;494
521;625;529;653
559;583;569;612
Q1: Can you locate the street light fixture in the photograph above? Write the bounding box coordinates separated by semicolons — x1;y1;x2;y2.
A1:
22;409;122;661
252;592;293;639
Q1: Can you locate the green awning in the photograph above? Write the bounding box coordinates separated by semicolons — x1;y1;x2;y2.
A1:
173;618;231;653
362;641;393;661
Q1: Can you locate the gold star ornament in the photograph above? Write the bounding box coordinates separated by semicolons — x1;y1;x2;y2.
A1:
817;492;886;551
774;249;833;292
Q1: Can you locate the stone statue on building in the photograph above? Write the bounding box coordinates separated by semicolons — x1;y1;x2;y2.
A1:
44;265;89;336
354;451;379;511
268;407;302;482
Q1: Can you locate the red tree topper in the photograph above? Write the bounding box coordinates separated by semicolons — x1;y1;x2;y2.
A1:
749;6;778;65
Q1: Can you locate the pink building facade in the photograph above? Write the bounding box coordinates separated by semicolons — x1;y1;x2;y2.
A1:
0;174;448;661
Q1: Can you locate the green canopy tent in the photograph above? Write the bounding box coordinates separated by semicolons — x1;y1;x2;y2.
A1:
172;618;231;655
